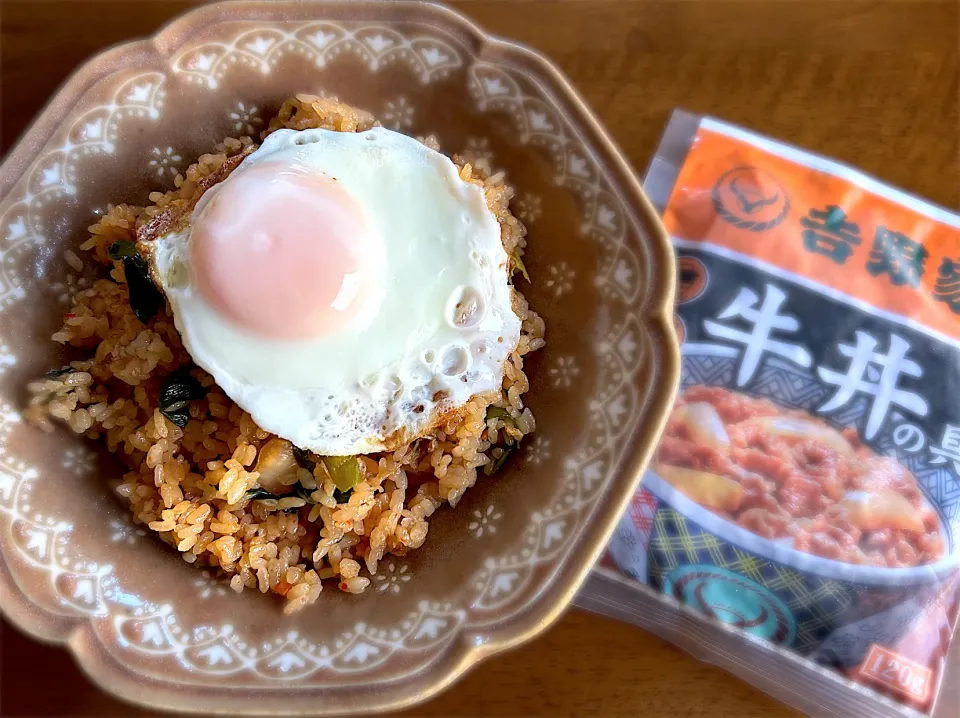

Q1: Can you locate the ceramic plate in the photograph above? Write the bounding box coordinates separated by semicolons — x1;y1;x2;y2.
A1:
0;1;677;713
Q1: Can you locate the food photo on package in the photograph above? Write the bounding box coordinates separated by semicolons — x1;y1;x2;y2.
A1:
579;110;959;718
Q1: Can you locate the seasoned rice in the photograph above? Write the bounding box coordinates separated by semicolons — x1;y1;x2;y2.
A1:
26;95;545;613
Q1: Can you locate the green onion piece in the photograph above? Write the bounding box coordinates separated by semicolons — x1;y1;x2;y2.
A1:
486;405;517;433
485;446;515;475
320;455;363;493
511;252;531;282
486;406;509;420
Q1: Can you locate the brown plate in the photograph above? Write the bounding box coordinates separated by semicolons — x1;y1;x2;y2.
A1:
0;0;678;713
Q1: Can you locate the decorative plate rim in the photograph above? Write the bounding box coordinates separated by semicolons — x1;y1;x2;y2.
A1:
0;1;679;714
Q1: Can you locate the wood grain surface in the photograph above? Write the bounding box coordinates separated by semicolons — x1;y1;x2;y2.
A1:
1;1;958;716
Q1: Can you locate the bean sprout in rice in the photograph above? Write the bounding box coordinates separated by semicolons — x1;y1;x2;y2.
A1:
25;96;545;614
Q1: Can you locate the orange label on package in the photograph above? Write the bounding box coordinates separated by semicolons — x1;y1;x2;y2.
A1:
858;644;934;703
663;121;960;342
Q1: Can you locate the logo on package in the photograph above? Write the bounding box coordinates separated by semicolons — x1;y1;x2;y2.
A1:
713;165;791;232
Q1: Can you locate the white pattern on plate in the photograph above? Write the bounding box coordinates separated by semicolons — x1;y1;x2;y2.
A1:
148;146;183;178
374;561;411;594
515;194;542;223
462;136;493;167
172;24;463;90
547;355;580;388
381;96;414;130
194;571;231;600
61;447;96;476
51;273;90;306
525;436;552;465
108;517;147;545
468;505;502;538
228;102;263;135
0;72;166;312
0;345;15;376
544;262;575;298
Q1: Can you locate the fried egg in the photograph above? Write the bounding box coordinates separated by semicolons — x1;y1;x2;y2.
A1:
144;127;521;455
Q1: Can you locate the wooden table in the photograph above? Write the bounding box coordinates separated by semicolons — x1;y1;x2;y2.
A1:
1;1;957;715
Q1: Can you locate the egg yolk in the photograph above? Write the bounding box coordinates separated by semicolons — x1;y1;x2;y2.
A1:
190;160;377;340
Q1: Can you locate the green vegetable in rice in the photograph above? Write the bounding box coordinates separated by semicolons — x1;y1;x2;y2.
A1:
486;404;518;426
484;446;514;475
107;240;164;324
159;368;207;428
245;484;310;503
332;487;353;503
296;447;356;501
292;485;316;503
244;487;285;502
295;446;357;501
107;240;138;260
246;452;359;508
486;406;510;421
484;402;523;475
292;445;317;472
245;482;351;511
321;455;363;493
510;251;531;282
45;366;75;379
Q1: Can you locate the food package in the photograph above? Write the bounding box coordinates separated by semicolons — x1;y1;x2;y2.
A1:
576;110;960;717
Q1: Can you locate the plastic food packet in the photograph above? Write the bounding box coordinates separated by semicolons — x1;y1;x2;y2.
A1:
575;110;960;717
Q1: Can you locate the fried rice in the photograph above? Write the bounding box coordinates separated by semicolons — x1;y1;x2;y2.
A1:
25;95;545;613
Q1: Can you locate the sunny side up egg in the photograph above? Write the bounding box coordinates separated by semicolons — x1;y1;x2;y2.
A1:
144;127;521;456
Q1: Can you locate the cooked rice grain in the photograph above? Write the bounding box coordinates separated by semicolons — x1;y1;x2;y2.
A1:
27;96;544;613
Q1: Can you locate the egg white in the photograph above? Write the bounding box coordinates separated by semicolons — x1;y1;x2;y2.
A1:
148;127;521;455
